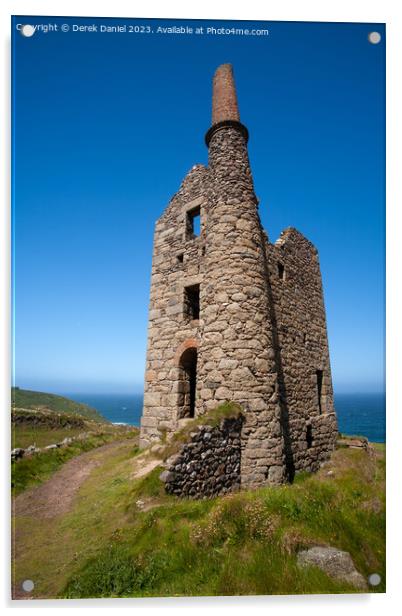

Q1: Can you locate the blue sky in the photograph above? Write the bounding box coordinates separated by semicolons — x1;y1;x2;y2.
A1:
12;16;385;394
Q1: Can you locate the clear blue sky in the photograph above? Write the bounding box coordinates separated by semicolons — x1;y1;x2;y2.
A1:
12;16;385;394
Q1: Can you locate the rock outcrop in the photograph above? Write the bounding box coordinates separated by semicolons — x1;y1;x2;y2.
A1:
297;546;368;590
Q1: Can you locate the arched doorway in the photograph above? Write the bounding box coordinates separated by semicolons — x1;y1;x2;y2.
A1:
178;346;197;419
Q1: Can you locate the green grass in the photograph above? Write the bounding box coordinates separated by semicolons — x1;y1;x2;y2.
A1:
62;444;384;598
12;428;139;496
12;425;88;449
13;433;385;599
11;387;107;422
63;545;165;598
129;466;167;501
12;407;133;450
13;440;141;598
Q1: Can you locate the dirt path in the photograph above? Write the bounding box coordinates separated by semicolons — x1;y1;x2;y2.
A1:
13;439;147;600
13;440;130;519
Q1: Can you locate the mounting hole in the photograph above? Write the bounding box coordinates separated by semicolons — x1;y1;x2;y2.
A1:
368;32;381;45
368;573;381;586
21;25;35;37
22;579;34;592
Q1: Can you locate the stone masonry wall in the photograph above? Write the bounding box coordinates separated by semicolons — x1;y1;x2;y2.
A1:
161;415;244;498
140;165;209;447
200;125;286;488
265;227;338;475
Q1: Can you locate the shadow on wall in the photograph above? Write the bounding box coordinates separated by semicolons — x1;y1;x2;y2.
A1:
260;228;296;482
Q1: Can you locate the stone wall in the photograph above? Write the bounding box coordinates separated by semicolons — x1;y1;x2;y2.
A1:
161;415;244;498
307;413;339;471
200;124;286;488
264;227;337;476
140;165;210;447
159;410;337;498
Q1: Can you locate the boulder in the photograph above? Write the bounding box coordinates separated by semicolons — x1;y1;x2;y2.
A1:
337;437;368;450
11;448;24;460
297;546;368;590
159;470;175;483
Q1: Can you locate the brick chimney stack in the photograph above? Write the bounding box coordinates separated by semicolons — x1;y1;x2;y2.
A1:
211;63;240;124
205;63;248;147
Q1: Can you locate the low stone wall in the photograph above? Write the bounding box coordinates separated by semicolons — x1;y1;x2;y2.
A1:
12;408;86;428
161;415;244;498
11;437;74;461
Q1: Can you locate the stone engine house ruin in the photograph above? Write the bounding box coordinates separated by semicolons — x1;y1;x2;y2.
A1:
140;64;338;490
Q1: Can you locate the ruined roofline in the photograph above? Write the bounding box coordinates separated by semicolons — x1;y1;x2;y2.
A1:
273;226;319;254
156;164;208;223
158;63;252;221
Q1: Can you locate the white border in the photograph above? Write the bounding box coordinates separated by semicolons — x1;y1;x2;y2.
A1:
1;1;401;614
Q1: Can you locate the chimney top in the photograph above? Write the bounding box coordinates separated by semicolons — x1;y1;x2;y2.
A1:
211;64;240;125
205;63;248;147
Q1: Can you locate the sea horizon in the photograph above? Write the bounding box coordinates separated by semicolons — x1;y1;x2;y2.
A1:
62;390;386;444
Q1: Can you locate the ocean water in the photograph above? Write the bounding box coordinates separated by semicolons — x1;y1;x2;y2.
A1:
334;392;385;443
66;391;386;443
66;393;144;427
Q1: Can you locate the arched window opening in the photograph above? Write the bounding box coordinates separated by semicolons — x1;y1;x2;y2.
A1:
177;347;197;419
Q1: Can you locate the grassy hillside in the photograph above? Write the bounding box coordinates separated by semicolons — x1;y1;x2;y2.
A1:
64;445;386;597
11;388;140;495
12;387;107;423
12;436;385;598
12;426;139;496
12;407;87;450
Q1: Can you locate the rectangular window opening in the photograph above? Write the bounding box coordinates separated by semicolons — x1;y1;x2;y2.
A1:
184;284;200;321
278;262;285;280
316;370;323;414
186;207;201;238
177;253;184;264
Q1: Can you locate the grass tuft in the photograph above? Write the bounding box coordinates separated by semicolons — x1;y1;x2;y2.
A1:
63;544;168;598
129;466;166;502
